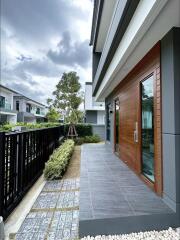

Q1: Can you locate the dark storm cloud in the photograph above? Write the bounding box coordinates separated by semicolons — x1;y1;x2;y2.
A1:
14;57;61;77
5;82;45;102
47;31;91;67
1;0;93;102
1;0;87;44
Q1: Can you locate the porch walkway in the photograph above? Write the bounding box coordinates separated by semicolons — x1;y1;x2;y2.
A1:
79;143;177;237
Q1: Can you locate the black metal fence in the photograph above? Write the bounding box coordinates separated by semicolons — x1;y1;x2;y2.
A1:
0;126;64;220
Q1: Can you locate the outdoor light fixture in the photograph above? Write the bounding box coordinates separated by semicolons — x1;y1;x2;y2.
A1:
108;103;113;114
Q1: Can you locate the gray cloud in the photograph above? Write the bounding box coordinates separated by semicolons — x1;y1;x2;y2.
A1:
1;0;88;45
47;31;91;68
5;82;45;103
14;57;61;77
1;0;93;103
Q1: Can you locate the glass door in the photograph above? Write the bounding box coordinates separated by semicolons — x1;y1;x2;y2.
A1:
141;75;155;182
114;99;120;153
106;104;111;141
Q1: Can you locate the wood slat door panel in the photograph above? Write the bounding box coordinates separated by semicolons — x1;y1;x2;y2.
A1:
112;43;162;195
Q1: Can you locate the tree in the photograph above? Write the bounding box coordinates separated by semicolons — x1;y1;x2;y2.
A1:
46;108;60;122
49;71;83;123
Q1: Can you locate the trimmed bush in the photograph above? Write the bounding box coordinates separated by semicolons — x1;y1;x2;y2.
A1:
64;124;92;137
0;122;61;132
75;134;101;145
44;139;75;180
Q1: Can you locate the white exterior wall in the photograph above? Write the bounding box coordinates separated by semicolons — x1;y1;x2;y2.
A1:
97;111;105;124
85;83;105;111
7;115;17;124
85;84;93;109
0;88;14;110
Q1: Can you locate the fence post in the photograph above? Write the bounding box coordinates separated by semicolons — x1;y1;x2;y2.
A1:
0;132;5;218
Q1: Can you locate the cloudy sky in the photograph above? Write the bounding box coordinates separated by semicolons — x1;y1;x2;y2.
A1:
1;0;93;104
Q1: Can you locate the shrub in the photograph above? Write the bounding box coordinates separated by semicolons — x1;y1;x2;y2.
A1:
64;124;92;137
44;139;75;180
0;122;61;132
74;134;101;145
84;134;101;143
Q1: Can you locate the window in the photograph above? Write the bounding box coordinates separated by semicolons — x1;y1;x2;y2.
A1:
141;75;155;182
26;103;31;113
0;96;5;108
16;101;19;111
36;108;40;114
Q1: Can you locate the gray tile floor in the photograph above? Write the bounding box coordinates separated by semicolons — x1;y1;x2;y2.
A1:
80;143;173;220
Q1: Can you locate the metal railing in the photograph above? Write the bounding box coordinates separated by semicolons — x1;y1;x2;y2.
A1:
0;103;11;111
0;126;64;220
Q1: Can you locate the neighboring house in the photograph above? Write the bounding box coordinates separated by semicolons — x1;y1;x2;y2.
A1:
85;82;105;140
0;84;47;124
84;82;105;124
13;95;47;123
0;85;17;124
90;0;180;232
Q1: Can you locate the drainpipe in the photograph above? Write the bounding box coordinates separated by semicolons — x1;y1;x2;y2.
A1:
0;217;5;240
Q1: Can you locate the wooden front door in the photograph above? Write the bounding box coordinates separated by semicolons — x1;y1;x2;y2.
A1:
113;44;162;195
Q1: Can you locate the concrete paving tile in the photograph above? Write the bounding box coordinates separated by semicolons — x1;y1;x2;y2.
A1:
61;178;80;191
17;213;52;234
56;191;79;208
16;232;46;240
48;210;79;240
32;192;59;209
42;180;63;192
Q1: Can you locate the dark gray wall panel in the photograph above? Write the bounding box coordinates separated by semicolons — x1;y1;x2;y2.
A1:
85;110;97;124
161;27;180;211
92;124;105;140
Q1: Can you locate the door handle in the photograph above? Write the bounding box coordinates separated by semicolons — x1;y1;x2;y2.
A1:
134;122;138;143
134;131;138;143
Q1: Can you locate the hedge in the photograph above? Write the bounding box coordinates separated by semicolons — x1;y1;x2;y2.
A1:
64;124;92;137
75;134;101;145
44;139;75;180
0;122;61;132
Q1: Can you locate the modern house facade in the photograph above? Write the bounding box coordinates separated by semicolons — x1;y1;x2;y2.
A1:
84;82;105;124
13;95;47;123
0;85;47;124
84;82;105;140
0;85;17;124
86;0;180;234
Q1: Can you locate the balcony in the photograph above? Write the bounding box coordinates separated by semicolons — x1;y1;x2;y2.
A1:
35;110;45;116
0;103;11;110
30;108;46;116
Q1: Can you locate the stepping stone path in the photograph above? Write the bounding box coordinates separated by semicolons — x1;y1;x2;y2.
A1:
15;178;80;240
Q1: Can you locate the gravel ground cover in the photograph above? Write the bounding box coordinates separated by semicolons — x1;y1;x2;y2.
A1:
81;228;180;240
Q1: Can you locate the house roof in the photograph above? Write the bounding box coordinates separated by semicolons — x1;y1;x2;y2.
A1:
0;84;47;107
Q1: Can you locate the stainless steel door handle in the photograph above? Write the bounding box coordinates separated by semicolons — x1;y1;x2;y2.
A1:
134;122;138;143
